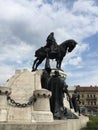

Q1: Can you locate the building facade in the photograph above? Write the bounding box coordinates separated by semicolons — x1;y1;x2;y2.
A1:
69;85;98;116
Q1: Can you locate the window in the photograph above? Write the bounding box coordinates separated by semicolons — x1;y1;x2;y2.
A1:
82;101;85;105
94;101;96;105
82;94;84;98
91;101;93;105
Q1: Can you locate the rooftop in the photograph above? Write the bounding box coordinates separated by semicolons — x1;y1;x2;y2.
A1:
76;85;98;92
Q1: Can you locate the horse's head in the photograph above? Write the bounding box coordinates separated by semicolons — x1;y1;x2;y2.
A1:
67;39;78;52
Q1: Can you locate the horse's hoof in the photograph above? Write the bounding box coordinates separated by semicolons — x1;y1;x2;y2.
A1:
57;68;64;71
60;69;64;71
31;68;38;72
31;69;35;72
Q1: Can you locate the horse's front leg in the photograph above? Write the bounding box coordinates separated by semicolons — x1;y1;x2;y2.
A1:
35;58;44;70
56;59;63;70
56;60;60;69
58;60;62;70
32;58;39;71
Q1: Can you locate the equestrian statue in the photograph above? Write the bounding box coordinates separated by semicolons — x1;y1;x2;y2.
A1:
32;32;78;71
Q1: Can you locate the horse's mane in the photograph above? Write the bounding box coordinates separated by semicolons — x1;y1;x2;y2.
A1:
60;39;77;48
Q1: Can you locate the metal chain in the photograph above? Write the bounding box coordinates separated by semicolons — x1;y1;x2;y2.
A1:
7;95;36;108
0;89;36;108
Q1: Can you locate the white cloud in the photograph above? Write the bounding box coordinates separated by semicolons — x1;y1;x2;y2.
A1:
0;42;36;84
68;56;82;65
0;42;35;63
0;0;98;44
0;0;98;45
0;65;14;85
61;43;89;68
66;68;98;87
73;0;98;15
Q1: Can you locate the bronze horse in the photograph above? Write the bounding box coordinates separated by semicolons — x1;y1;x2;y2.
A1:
32;39;77;71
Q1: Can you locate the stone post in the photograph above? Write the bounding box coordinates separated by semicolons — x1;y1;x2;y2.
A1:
0;86;11;122
32;89;53;122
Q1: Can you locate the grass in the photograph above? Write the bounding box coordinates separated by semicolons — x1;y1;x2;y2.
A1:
81;116;98;130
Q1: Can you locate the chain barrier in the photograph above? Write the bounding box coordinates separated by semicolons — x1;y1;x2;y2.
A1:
0;90;36;108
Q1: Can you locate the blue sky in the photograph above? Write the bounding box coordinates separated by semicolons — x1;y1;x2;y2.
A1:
0;0;98;88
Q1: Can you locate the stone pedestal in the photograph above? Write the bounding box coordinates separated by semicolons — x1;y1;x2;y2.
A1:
51;69;67;79
8;107;32;123
0;69;89;130
3;69;54;122
1;69;71;122
5;69;43;102
32;89;53;122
